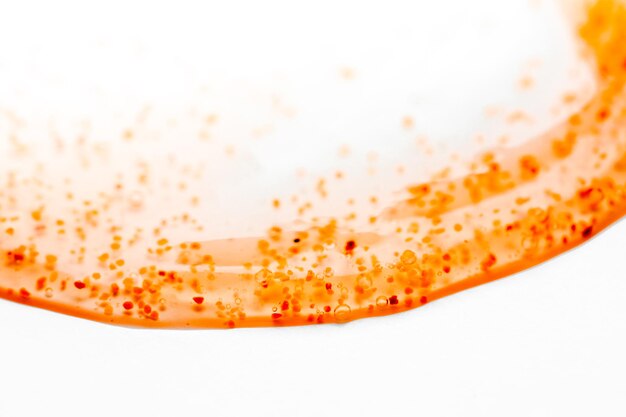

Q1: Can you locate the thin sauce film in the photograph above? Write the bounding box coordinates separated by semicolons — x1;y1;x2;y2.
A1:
1;0;625;328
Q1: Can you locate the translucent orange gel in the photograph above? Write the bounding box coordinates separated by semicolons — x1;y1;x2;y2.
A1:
1;0;626;328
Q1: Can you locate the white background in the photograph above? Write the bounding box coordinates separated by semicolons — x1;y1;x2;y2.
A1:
2;220;626;416
1;0;625;416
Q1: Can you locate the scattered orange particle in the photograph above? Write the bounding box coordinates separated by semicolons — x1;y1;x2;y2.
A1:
0;0;624;330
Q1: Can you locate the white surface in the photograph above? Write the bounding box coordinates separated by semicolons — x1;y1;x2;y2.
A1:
1;1;625;416
1;219;625;417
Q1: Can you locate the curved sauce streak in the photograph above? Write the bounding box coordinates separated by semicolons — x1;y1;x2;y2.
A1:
1;0;625;328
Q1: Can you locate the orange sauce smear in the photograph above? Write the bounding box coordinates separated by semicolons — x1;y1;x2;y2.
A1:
1;0;626;329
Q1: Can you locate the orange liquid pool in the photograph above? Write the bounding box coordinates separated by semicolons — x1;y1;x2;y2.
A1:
1;0;625;328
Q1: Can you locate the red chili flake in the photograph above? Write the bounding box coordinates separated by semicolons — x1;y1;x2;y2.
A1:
143;305;152;314
281;300;289;311
158;270;166;276
19;288;30;298
226;320;235;328
389;295;399;305
345;240;356;253
123;301;134;310
36;277;46;291
325;283;332;291
271;313;282;320
481;253;497;271
404;287;414;295
597;108;610;121
420;296;428;304
111;283;120;296
149;311;159;320
193;297;204;305
579;188;594;199
582;226;593;238
324;305;331;313
74;281;86;289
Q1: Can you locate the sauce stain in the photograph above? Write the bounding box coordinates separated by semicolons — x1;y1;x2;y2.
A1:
1;0;625;328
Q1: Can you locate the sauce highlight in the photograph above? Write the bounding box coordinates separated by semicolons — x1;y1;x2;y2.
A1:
1;0;625;328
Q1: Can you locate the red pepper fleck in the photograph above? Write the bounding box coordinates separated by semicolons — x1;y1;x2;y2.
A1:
597;109;610;121
481;253;497;271
271;313;282;320
123;301;134;310
420;296;428;304
281;300;289;311
74;281;86;289
324;305;331;313
36;277;46;291
345;240;356;253
582;225;593;238
579;187;594;199
226;320;235;328
325;283;332;291
193;296;204;305
389;295;399;305
19;288;30;298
